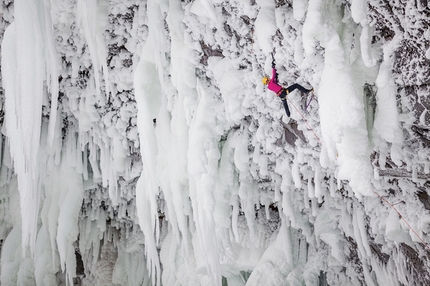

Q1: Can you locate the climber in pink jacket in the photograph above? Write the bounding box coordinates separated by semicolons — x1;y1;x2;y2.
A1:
262;63;313;116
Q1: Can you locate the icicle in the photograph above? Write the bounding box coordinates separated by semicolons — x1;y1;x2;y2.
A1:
0;136;3;168
109;169;119;206
41;0;60;147
134;38;162;286
307;178;315;199
352;208;372;258
76;147;84;175
265;203;270;220
411;165;418;182
329;176;336;197
117;203;123;220
76;0;110;98
56;161;84;286
83;147;89;181
311;198;318;217
2;0;46;252
314;164;323;202
89;142;102;180
274;178;281;202
282;186;295;226
53;111;63;166
292;157;301;188
100;144;109;188
303;184;309;210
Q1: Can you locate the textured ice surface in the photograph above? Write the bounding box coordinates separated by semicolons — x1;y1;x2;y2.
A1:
0;0;430;285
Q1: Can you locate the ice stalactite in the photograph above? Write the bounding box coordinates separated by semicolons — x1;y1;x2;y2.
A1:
77;0;110;99
187;82;224;285
1;226;35;285
133;1;164;281
373;41;403;166
2;0;45;253
303;0;376;198
55;161;85;285
41;0;60;148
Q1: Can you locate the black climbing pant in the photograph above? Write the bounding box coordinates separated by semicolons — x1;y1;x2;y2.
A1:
278;84;312;116
281;98;290;116
286;83;312;94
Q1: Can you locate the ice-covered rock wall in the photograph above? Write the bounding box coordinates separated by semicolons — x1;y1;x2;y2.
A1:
0;0;430;285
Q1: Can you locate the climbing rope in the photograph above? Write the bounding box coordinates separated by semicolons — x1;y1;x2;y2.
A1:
271;66;430;254
373;190;430;251
264;53;427;251
286;96;323;145
287;95;429;254
288;95;430;253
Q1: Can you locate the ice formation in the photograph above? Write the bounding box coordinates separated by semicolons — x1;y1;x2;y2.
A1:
0;0;430;285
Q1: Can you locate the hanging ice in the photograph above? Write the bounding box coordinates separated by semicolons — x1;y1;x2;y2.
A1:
2;0;46;252
0;0;429;285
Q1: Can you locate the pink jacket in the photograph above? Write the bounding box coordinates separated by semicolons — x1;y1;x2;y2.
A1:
268;68;283;94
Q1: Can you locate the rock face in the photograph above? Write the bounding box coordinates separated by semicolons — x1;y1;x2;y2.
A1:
0;0;430;285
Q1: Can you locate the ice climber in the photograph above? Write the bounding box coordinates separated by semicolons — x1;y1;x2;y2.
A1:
262;59;313;117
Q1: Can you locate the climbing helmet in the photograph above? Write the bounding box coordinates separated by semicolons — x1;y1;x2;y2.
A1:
262;76;270;85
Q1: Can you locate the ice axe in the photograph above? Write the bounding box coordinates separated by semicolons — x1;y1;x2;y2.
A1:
304;91;315;112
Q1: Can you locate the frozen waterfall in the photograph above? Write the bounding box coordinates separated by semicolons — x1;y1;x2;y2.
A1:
0;0;430;285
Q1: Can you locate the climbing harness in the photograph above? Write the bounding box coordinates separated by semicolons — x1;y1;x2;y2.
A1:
277;88;289;97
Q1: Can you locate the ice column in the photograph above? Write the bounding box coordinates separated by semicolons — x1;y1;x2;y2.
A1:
303;0;374;197
133;0;167;284
1;0;47;252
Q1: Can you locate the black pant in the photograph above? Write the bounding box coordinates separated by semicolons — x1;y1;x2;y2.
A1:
278;84;312;116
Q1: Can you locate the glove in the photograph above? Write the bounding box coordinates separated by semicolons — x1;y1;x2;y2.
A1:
271;60;276;68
